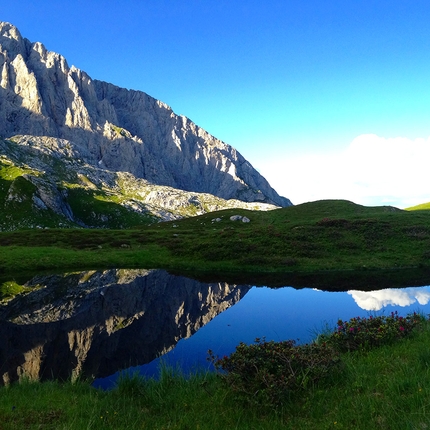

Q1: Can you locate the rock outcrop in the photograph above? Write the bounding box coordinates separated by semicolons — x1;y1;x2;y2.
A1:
0;135;281;229
0;21;292;208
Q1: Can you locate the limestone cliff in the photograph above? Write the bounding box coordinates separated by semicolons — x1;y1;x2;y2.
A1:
0;135;281;229
0;21;291;208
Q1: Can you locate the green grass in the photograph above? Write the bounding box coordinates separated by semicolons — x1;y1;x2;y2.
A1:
2;199;430;428
0;164;36;180
0;173;72;230
0;154;159;230
407;202;430;211
0;244;170;274
0;281;25;301
284;326;430;429
1;320;430;429
1;199;430;279
66;188;156;228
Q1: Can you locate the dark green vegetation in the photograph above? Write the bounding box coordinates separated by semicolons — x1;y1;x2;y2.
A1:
1;315;430;429
210;339;339;407
1;200;430;281
65;188;154;229
210;312;424;407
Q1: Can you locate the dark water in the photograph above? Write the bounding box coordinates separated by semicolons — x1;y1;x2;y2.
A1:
1;268;430;388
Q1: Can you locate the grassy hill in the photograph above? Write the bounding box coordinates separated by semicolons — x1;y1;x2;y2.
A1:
407;202;430;211
1;199;430;282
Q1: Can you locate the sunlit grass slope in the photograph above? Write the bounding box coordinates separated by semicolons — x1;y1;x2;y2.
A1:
407;202;430;211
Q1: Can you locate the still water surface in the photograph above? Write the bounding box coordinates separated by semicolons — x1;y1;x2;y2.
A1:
95;282;430;388
1;269;430;388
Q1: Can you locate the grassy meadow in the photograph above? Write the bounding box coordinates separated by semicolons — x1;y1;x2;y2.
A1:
1;200;430;279
2;200;430;429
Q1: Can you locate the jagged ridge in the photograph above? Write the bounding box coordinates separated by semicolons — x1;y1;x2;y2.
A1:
0;21;291;209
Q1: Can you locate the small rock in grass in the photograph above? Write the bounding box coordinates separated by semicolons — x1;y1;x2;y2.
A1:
230;215;242;221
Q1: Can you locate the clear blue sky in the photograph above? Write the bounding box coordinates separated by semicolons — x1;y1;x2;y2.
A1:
3;1;430;207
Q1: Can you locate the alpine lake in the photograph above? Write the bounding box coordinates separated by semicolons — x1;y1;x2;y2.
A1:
2;267;430;389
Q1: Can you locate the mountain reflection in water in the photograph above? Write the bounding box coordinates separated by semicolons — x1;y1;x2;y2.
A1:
2;269;430;387
0;269;250;385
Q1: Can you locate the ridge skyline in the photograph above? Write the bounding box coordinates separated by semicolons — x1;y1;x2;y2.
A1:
2;1;430;208
0;21;290;207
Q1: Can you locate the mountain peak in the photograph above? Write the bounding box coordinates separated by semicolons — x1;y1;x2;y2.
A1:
0;21;292;210
0;21;22;40
0;21;27;58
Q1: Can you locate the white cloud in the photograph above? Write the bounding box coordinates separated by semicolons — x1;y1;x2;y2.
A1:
258;134;430;208
348;288;430;311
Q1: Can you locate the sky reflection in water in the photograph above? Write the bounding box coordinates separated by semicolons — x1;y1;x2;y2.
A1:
94;284;430;388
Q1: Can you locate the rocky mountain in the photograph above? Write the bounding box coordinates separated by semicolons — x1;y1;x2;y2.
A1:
0;269;251;384
0;21;291;228
0;135;282;229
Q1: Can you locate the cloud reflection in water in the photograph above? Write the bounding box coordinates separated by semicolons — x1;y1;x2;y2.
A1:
348;288;430;311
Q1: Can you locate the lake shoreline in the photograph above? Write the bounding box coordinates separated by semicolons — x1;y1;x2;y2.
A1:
2;318;429;429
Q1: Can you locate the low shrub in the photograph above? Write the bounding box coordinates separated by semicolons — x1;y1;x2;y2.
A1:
208;338;340;406
319;311;426;352
209;312;428;407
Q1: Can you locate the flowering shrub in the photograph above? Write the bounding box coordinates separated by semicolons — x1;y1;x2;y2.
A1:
208;338;339;406
208;312;426;406
319;311;426;352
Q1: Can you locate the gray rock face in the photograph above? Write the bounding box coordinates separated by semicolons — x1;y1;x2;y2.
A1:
0;21;292;207
0;136;280;229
